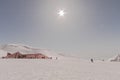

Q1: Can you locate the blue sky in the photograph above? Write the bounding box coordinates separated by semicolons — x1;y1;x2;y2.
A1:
0;0;120;59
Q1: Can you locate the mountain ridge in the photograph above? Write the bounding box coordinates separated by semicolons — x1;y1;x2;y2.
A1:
0;44;60;59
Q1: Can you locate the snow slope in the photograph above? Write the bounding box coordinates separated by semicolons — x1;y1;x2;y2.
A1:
0;59;120;80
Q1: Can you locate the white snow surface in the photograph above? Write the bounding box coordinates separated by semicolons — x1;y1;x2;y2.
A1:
0;58;120;80
0;50;7;58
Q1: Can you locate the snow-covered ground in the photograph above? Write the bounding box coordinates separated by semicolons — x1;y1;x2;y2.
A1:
0;58;120;80
0;44;120;80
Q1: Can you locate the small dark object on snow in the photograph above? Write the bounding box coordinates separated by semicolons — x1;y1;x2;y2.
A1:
91;58;94;63
56;57;58;60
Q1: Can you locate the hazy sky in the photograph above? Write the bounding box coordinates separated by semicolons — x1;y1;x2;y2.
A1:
0;0;120;59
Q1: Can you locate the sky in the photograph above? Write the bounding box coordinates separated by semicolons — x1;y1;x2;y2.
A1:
0;0;120;59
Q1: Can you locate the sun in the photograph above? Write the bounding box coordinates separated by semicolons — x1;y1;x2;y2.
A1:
58;9;65;16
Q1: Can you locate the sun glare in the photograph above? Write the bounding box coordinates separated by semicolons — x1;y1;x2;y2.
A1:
58;9;65;16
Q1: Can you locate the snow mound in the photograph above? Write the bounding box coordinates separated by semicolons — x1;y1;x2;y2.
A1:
109;54;120;62
0;44;34;54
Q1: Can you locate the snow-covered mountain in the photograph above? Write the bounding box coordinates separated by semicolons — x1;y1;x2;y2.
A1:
0;44;60;58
